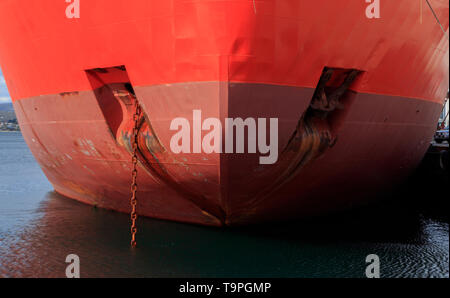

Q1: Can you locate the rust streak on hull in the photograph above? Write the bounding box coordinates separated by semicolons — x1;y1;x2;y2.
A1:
1;0;447;226
12;82;443;225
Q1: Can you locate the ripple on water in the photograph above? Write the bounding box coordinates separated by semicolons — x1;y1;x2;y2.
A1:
0;132;448;278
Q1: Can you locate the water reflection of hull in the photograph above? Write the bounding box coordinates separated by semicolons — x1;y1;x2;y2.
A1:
0;191;445;278
1;1;449;225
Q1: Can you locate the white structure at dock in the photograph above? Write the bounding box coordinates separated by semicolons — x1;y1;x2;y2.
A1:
439;92;449;127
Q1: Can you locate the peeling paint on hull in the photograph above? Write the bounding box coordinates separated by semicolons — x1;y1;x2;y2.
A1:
1;0;448;225
13;82;442;226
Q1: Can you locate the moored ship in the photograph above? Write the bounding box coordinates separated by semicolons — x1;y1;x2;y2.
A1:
0;0;448;226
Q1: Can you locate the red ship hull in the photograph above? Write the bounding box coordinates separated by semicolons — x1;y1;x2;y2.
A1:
0;0;448;225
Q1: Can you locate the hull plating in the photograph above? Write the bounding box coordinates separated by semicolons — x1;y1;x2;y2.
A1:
1;0;449;225
14;82;441;225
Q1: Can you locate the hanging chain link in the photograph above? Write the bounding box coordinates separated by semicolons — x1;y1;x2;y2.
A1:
130;101;141;248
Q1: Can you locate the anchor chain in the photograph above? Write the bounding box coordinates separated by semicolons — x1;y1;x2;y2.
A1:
130;101;141;248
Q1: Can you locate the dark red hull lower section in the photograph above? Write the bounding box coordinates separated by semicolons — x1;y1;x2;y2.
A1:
14;82;441;226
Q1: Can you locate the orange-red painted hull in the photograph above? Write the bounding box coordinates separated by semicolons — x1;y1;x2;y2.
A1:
0;1;449;225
